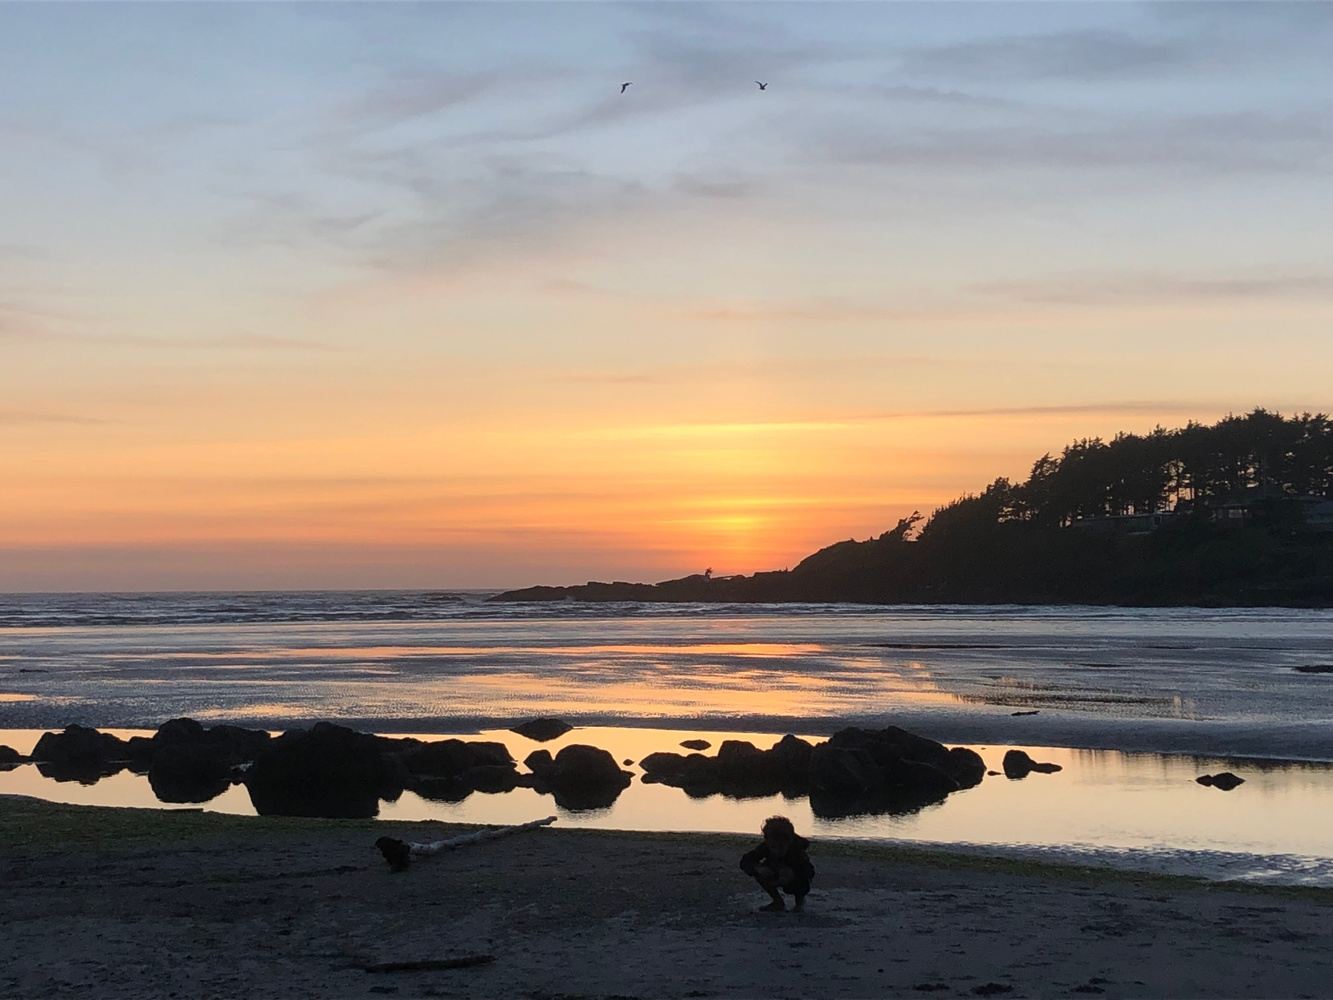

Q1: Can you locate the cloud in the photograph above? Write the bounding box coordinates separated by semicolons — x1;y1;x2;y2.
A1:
901;29;1194;81
973;272;1333;306
0;410;107;427
685;298;912;323
805;108;1333;179
547;354;971;387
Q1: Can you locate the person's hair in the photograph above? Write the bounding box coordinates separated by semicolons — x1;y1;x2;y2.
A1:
762;815;796;839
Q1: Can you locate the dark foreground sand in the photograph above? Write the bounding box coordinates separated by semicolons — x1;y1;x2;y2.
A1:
2;796;1330;1000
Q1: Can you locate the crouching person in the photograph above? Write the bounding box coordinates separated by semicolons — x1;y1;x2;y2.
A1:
740;815;814;912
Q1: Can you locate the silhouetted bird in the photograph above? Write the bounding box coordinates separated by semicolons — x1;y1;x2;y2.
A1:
620;82;633;94
755;81;767;90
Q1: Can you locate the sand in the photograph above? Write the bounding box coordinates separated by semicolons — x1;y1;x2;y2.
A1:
1;795;1330;1000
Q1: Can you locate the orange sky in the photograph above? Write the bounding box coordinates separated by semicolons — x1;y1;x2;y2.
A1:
3;3;1332;590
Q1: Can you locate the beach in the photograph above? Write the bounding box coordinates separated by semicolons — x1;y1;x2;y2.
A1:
2;795;1330;1000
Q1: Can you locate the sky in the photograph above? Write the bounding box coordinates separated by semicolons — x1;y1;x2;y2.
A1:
3;1;1332;592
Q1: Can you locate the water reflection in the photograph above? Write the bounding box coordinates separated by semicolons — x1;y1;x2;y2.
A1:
3;724;1333;884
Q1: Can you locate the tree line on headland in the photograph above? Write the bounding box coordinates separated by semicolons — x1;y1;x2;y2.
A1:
495;410;1333;607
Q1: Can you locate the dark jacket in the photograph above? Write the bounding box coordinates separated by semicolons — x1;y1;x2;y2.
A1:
740;835;814;894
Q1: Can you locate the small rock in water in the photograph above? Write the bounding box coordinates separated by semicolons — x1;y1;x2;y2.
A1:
1010;710;1039;716
1294;664;1333;674
680;739;711;751
972;984;1013;996
1002;749;1062;779
623;758;634;766
1196;771;1244;791
510;718;573;742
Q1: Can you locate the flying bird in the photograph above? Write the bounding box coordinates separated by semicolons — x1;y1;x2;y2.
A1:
620;82;633;94
755;81;767;90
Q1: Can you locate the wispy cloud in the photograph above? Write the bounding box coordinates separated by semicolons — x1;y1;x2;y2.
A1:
974;272;1333;306
807;109;1333;178
0;410;107;427
901;29;1194;81
548;354;973;387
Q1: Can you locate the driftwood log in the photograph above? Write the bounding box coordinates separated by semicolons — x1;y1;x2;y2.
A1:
376;815;557;870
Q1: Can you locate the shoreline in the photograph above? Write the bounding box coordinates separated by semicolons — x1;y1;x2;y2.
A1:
3;795;1331;999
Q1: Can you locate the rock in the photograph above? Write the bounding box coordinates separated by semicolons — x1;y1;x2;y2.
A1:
132;719;271;792
31;725;131;781
148;744;233;803
154;717;206;744
403;739;513;778
1294;664;1333;674
244;722;407;818
679;739;711;751
523;749;555;778
0;745;26;766
987;770;1001;776
1010;710;1039;716
510;718;573;742
1002;749;1062;779
31;725;130;767
1196;772;1245;791
410;776;473;803
461;764;522;793
641;736;813;798
810;744;882;798
527;744;632;810
622;759;634;766
943;746;987;788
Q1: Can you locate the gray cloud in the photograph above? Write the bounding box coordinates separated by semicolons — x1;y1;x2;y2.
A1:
974;272;1333;306
806;108;1333;178
901;28;1194;81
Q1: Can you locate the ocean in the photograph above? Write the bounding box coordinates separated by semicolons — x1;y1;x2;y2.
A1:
2;591;1332;884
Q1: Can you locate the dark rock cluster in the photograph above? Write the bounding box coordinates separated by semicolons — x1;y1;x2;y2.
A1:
20;716;997;821
642;727;987;818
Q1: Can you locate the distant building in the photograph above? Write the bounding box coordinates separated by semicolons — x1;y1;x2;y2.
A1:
1069;512;1177;535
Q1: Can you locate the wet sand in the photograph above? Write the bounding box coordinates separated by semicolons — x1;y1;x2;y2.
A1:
2;795;1330;999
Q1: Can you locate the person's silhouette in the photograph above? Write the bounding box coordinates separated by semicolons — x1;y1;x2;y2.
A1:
739;815;814;912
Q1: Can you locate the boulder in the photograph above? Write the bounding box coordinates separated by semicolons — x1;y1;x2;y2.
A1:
679;739;711;751
523;749;555;778
1196;772;1244;791
0;745;26;767
526;744;632;810
461;764;522;794
1002;749;1063;779
410;776;473;803
943;747;987;788
244;722;407;818
130;719;271;789
510;718;573;742
810;744;882;798
403;739;513;778
31;725;130;766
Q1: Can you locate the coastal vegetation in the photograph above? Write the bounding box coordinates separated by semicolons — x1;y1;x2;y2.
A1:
497;410;1333;607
